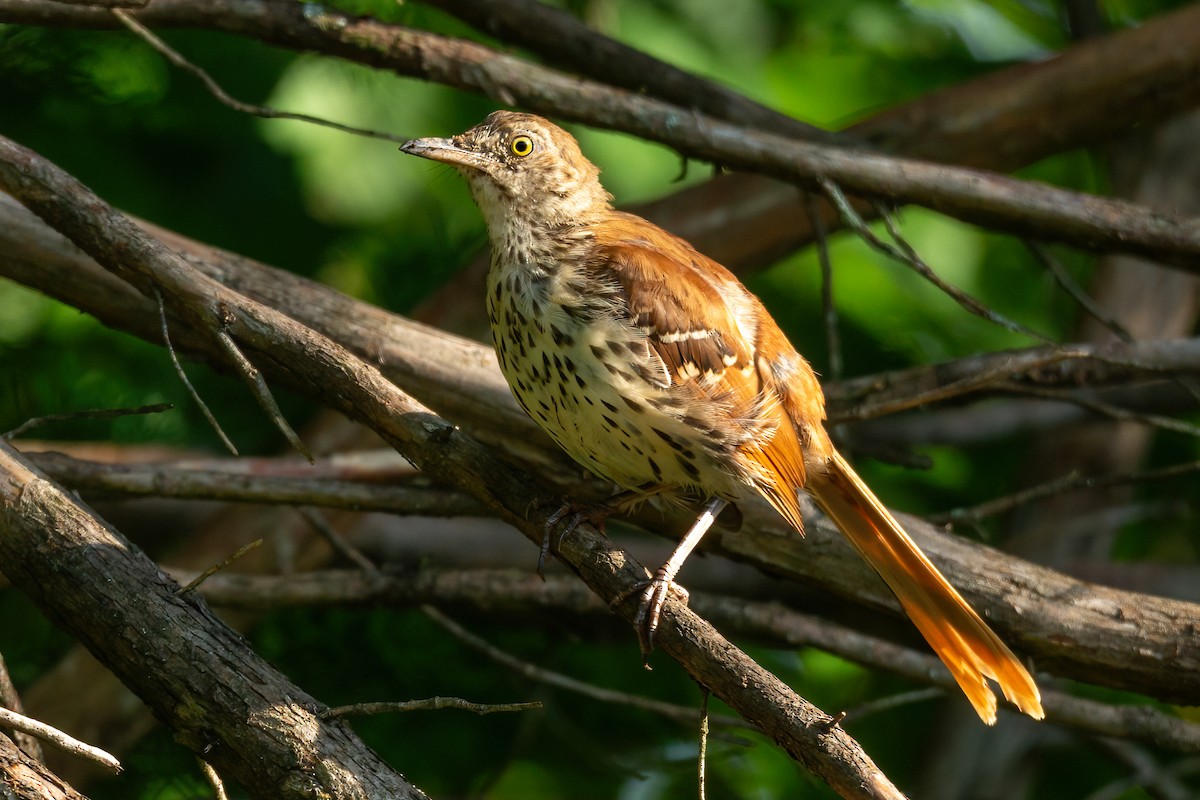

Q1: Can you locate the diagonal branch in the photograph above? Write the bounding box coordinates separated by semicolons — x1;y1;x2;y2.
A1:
0;441;430;800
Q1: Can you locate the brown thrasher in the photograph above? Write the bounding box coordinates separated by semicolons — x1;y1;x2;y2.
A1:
402;111;1044;724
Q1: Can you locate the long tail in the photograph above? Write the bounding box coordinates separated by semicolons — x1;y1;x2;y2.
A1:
807;451;1044;724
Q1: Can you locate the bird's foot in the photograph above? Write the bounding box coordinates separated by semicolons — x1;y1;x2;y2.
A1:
630;569;690;663
538;499;615;577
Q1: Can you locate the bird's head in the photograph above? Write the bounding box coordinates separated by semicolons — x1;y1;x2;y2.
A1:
402;111;612;230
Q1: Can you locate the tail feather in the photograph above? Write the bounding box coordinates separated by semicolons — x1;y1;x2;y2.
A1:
807;451;1044;724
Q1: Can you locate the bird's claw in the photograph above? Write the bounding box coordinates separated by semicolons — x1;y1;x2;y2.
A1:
629;570;690;663
538;499;612;578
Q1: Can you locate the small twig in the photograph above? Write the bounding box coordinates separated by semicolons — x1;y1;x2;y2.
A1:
198;758;229;800
817;176;1050;342
322;697;542;719
834;351;1080;422
213;329;313;463
1028;240;1200;410
297;507;377;573
176;538;262;595
1000;382;1200;438
805;192;843;382
878;200;1054;343
110;9;406;144
3;403;173;440
931;459;1200;525
841;688;944;725
421;605;756;731
48;0;148;6
0;706;121;773
1084;738;1200;800
156;287;238;455
1025;241;1133;341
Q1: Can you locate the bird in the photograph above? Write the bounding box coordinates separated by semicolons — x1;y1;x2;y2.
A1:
401;111;1044;724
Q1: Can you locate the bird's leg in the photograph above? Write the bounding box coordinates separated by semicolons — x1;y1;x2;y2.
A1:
539;486;665;576
634;496;728;657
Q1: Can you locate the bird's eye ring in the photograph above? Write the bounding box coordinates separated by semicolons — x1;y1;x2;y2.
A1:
510;135;534;157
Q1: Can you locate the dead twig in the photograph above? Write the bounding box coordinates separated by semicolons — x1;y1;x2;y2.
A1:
297;507;377;573
111;8;405;144
157;286;237;455
3;403;173;440
931;459;1200;526
0;706;121;773
176;538;263;595
421;605;756;732
323;698;542;719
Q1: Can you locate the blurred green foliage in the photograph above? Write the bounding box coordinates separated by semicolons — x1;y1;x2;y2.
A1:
0;0;1196;798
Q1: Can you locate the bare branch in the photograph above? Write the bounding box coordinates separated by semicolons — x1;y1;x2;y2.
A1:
214;328;313;463
421;605;754;732
4;403;173;440
157;286;238;456
0;734;88;800
998;382;1200;438
180;567;1200;753
110;8;406;144
297;507;377;573
806;191;843;381
819;178;1049;342
0;653;43;762
198;759;230;800
1026;242;1133;342
422;0;833;143
0;440;431;799
0;706;121;773
931;460;1200;526
176;538;263;595
5;0;1200;269
20;448;487;517
323;698;542;719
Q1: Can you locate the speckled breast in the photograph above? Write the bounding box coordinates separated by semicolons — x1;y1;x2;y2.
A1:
485;266;739;498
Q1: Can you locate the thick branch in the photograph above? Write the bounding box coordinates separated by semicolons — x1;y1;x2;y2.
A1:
0;733;88;800
20;449;486;518
0;442;429;800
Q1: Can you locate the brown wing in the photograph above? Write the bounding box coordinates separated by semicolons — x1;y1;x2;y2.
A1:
591;212;752;384
589;212;824;531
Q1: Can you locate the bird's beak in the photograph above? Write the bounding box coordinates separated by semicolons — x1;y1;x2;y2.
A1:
400;137;494;172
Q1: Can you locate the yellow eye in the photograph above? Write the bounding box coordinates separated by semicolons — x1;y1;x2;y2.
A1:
510;135;534;157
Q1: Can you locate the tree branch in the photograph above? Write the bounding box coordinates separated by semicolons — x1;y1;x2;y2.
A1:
0;442;430;799
5;0;1200;270
0;733;88;800
18;449;487;517
177;566;1200;754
